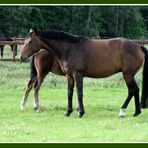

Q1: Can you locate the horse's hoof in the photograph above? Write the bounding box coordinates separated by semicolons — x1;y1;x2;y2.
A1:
78;114;83;118
119;115;125;118
133;111;141;117
20;105;25;110
78;112;85;118
65;110;73;117
20;103;25;110
34;107;39;113
76;107;79;112
119;108;126;117
65;113;70;117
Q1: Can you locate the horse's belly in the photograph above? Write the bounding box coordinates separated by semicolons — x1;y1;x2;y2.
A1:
85;72;117;78
85;66;120;78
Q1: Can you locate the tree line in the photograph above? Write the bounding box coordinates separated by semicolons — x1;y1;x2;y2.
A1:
0;6;148;39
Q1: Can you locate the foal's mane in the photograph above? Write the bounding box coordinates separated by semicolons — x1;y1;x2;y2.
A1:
36;30;88;43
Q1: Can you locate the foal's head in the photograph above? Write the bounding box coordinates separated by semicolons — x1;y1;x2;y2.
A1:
20;29;42;62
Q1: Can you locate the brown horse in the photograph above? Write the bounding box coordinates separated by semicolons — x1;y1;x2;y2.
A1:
20;49;65;112
20;29;148;118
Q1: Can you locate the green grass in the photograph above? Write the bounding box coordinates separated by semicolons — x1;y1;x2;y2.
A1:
0;46;148;143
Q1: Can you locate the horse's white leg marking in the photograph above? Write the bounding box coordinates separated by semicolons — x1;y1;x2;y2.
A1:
20;96;27;110
34;85;40;113
33;76;43;113
20;86;31;109
34;99;39;113
119;108;126;117
20;79;34;110
75;99;79;111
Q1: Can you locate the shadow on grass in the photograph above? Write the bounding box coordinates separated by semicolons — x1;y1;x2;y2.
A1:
39;105;67;112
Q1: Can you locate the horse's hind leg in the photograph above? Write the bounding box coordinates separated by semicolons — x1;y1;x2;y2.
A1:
119;74;141;117
119;87;134;117
20;78;35;109
141;92;147;108
133;82;141;116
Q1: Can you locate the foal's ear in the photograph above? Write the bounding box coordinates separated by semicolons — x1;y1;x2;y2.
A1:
29;26;37;35
30;26;37;33
29;29;36;38
29;29;34;33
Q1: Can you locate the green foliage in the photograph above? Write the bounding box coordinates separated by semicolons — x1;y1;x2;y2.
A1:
100;6;146;38
0;6;147;38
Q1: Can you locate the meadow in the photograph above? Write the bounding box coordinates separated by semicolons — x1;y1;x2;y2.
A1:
0;46;148;143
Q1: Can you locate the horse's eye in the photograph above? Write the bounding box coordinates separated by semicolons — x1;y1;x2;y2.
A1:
29;41;32;44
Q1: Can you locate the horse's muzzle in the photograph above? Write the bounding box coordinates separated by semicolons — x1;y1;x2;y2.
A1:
20;56;29;62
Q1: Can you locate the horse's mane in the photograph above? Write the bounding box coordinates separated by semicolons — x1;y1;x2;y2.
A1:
36;30;88;43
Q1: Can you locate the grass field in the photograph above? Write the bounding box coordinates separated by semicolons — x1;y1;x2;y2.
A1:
0;46;148;143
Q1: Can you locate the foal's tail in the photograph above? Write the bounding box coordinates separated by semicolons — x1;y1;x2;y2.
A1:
141;46;148;108
29;54;37;79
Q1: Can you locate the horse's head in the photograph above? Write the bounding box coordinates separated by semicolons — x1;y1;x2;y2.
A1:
20;29;42;62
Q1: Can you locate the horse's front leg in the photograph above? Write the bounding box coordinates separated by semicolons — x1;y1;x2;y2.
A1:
74;72;85;118
65;75;74;117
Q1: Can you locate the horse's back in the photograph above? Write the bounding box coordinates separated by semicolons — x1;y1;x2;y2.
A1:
83;38;144;78
83;38;122;77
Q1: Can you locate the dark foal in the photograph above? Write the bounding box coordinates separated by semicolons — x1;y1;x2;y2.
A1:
20;49;65;112
20;29;148;118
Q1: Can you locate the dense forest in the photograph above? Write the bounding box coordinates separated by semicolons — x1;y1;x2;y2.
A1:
0;6;148;39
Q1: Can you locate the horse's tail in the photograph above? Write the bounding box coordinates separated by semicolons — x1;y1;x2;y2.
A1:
29;54;37;79
141;46;148;108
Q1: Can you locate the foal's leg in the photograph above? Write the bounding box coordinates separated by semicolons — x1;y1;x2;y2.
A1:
20;78;35;109
74;72;85;118
33;75;44;112
119;74;140;117
65;75;74;117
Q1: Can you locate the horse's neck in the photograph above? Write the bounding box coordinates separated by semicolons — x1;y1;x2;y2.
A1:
42;39;71;59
